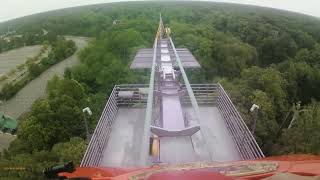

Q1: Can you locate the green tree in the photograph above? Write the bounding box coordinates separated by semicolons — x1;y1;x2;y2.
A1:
241;66;287;115
51;137;86;166
279;101;320;154
27;63;43;78
249;90;278;154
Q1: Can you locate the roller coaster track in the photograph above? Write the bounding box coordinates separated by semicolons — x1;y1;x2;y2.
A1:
80;15;264;167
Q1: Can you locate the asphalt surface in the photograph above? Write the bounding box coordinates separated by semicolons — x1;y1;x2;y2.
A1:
0;37;89;118
0;36;90;152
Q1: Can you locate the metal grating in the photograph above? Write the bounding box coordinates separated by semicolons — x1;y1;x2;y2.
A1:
130;48;201;69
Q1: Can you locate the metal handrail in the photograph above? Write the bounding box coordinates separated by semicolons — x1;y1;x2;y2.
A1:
115;84;149;106
80;86;118;167
114;84;219;106
181;84;218;105
216;83;265;159
221;84;263;158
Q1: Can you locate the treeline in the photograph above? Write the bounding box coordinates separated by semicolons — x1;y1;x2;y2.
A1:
0;35;76;100
0;29;45;53
1;77;87;179
28;36;76;78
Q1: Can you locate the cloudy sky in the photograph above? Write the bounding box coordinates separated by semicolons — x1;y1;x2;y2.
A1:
1;0;319;22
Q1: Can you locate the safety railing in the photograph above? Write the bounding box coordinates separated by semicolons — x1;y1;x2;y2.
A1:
80;86;118;167
114;84;219;106
181;84;219;105
80;83;264;166
115;84;149;106
216;83;265;159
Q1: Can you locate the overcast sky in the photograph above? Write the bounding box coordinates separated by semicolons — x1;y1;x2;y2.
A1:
1;0;319;22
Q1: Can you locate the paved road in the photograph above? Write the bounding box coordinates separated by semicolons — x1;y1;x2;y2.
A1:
0;36;89;152
0;45;42;74
0;47;50;90
0;37;89;118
